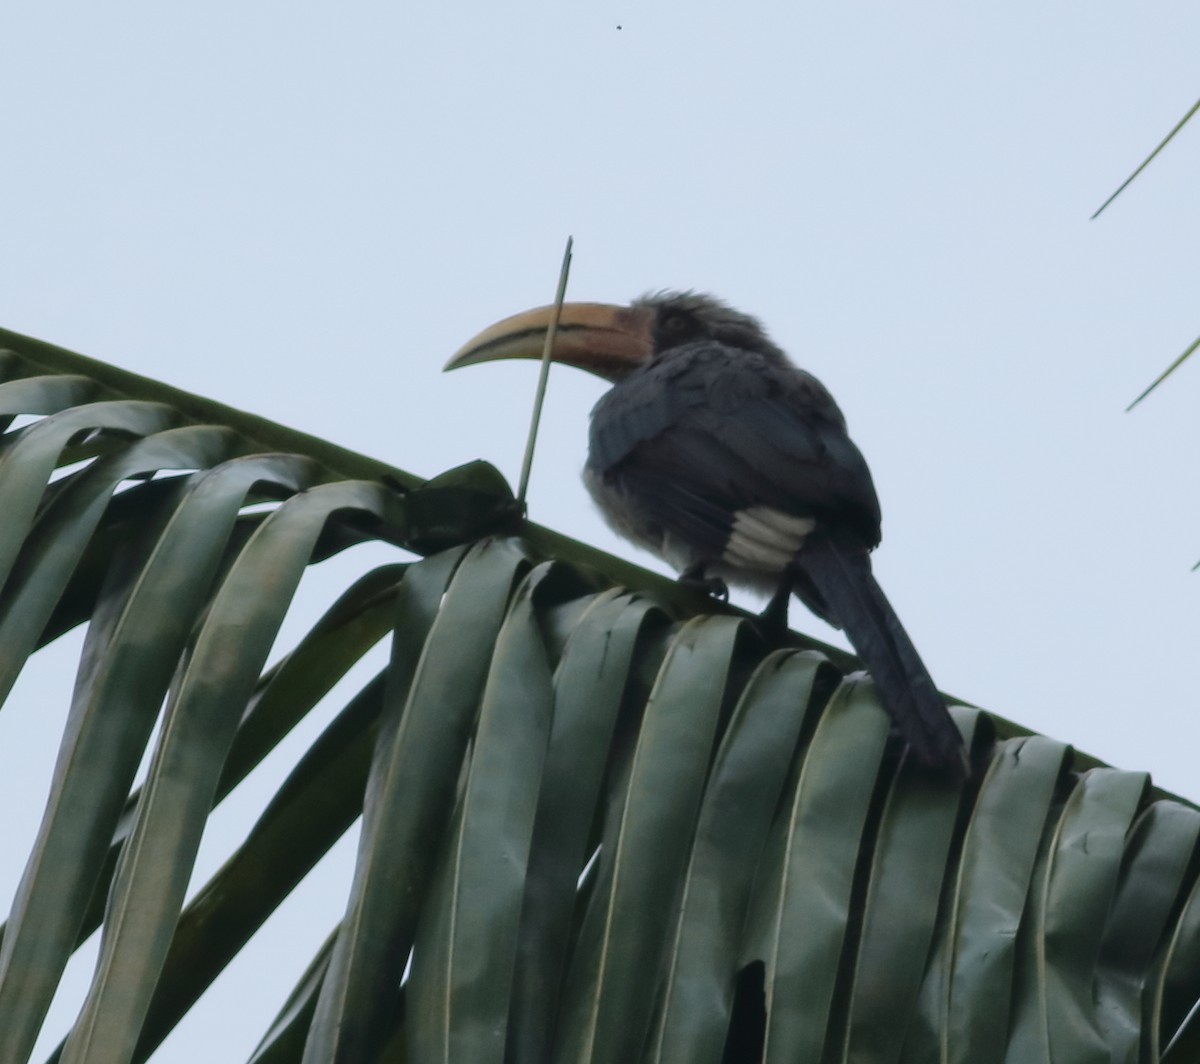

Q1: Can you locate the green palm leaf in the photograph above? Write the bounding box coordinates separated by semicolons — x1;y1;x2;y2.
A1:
0;324;1195;1063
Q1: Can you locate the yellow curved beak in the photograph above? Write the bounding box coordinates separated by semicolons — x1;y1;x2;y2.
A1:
444;302;654;381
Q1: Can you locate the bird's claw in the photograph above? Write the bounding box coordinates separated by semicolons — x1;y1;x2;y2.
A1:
684;575;730;601
753;578;792;642
677;565;729;602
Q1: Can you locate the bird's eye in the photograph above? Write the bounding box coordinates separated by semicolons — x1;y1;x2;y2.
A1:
654;308;702;349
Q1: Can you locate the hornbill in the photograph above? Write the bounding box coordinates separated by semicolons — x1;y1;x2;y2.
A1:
445;291;967;775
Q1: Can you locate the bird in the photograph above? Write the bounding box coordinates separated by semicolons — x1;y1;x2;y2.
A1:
445;291;967;775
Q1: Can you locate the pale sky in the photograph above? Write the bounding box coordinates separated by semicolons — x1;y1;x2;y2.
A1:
2;3;1199;1059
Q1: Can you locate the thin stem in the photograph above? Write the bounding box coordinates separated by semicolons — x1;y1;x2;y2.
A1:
517;236;574;504
1126;332;1200;412
1091;96;1200;220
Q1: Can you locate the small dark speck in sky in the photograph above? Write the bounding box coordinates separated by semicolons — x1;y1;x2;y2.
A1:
617;25;622;30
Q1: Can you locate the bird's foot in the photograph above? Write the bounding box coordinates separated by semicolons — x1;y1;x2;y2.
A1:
677;562;729;602
753;575;793;642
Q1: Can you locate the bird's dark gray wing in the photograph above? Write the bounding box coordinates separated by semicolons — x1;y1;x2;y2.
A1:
587;341;882;555
588;340;966;774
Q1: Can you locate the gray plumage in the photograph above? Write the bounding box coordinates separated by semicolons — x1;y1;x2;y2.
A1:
584;292;966;774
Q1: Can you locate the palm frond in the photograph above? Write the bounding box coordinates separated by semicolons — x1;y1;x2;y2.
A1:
0;325;1194;1063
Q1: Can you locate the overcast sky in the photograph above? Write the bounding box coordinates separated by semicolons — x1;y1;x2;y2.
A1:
2;3;1199;1060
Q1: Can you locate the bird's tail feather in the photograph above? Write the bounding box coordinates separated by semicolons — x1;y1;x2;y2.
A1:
796;535;967;776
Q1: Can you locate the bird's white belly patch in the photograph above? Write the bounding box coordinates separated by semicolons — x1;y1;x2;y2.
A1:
722;507;816;570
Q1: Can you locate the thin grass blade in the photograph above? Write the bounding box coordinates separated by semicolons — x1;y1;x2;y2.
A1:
1126;333;1200;412
1091;95;1200;220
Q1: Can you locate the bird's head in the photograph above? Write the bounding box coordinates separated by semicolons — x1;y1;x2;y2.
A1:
445;290;785;382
